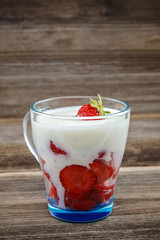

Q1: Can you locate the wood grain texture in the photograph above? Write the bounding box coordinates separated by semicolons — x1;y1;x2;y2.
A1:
0;0;160;24
1;24;160;53
0;167;160;239
0;2;160;118
0;50;160;118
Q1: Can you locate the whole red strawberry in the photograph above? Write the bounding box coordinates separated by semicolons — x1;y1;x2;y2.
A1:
77;104;99;117
77;94;110;117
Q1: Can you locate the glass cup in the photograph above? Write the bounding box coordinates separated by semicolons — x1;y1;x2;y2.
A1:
23;96;130;223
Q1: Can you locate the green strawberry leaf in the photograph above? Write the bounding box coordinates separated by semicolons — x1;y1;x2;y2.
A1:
89;94;111;116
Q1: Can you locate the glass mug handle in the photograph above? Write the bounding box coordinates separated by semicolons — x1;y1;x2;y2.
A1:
23;112;40;163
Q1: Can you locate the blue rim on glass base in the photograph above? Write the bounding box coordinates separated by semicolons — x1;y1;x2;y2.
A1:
47;196;114;223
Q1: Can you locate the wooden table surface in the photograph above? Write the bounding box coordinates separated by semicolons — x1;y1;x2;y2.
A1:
0;1;160;239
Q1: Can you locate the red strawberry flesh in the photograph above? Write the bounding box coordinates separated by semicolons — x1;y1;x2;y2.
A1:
64;192;72;207
39;156;46;164
49;182;59;204
70;198;96;211
42;159;46;164
77;104;99;117
89;187;105;204
65;190;87;201
44;170;50;181
98;151;106;159
105;189;114;202
89;159;113;184
77;94;110;117
50;140;67;155
60;165;97;195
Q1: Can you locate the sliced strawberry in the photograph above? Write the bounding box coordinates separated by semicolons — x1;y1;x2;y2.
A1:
49;182;59;204
44;170;50;181
89;187;105;204
64;190;96;210
55;194;59;204
64;192;72;207
70;198;96;211
50;140;67;155
96;181;115;191
105;183;115;191
65;190;87;201
48;198;54;205
110;152;114;160
89;159;113;184
96;183;109;191
60;165;97;195
98;151;106;159
107;166;114;179
39;156;46;164
64;190;88;208
109;152;120;179
42;159;46;164
95;179;109;191
49;183;57;198
105;189;114;202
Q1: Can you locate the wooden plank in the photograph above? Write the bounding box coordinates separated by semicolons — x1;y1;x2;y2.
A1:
0;50;160;117
1;79;160;117
0;116;159;172
0;24;160;53
0;0;160;24
0;167;159;239
1;49;160;62
1;51;160;71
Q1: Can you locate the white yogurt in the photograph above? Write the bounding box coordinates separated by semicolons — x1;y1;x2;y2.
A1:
31;106;129;208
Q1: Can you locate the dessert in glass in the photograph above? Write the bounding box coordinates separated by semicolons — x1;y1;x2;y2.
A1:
23;95;130;222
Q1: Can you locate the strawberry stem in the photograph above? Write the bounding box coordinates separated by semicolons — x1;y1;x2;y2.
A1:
89;94;111;116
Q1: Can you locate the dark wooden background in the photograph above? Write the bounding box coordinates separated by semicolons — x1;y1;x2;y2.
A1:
0;0;160;239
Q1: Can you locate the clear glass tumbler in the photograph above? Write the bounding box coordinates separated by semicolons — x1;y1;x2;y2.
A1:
23;96;130;223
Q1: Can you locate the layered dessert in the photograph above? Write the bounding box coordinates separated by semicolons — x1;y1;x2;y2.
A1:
31;95;129;211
